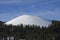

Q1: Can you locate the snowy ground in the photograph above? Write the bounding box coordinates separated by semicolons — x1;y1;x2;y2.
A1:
1;37;25;40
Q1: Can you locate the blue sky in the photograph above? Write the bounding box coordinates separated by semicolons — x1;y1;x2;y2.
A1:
0;0;60;22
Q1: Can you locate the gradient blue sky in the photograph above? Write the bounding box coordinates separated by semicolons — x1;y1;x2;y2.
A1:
0;0;60;22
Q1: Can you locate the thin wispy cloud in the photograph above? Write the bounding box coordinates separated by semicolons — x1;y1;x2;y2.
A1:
0;0;37;4
0;0;59;4
0;0;60;21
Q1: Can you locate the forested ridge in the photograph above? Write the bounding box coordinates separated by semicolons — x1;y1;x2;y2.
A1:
0;20;60;40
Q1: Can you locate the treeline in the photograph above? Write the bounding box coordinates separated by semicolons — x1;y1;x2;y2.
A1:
0;20;60;40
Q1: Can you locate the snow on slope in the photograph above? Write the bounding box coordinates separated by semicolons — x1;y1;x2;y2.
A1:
5;15;51;27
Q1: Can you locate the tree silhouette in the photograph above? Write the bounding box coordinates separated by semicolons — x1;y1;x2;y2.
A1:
0;20;60;40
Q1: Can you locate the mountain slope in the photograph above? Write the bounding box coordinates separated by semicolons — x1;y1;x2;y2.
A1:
5;15;51;27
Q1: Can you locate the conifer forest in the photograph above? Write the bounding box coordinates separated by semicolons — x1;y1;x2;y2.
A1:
0;20;60;40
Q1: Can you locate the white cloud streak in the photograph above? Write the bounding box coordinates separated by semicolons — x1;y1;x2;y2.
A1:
0;0;37;4
0;0;60;21
0;8;60;22
0;0;59;4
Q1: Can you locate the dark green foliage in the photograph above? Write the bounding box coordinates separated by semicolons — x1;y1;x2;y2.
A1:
0;20;60;40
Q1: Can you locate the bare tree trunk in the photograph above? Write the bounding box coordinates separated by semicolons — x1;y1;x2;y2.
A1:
52;36;55;40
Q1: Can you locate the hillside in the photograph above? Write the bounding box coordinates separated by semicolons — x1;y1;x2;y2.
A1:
5;15;51;27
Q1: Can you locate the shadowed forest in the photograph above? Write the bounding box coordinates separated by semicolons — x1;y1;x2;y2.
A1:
0;20;60;40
